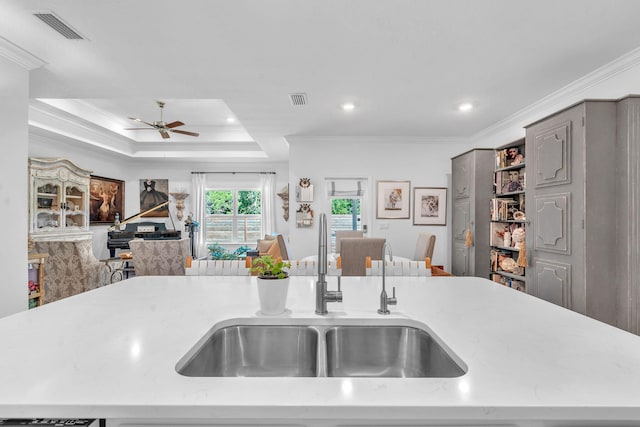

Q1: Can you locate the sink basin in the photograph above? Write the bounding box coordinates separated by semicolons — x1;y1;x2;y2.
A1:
325;325;465;378
176;319;466;378
177;325;318;377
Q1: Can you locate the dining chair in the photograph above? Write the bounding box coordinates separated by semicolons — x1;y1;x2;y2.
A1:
339;237;386;276
335;230;364;253
414;232;436;262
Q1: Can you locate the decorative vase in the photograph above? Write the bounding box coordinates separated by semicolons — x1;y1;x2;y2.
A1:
256;276;290;315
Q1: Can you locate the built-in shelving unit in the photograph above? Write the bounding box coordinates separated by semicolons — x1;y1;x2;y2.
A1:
490;138;527;292
28;253;48;308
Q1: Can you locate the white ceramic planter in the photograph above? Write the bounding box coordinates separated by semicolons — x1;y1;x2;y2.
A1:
256;276;290;315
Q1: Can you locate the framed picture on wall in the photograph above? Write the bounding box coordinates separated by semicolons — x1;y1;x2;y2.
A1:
89;175;125;224
139;178;169;217
413;187;447;225
376;180;411;219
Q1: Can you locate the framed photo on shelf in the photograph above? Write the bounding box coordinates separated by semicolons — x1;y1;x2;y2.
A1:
376;180;411;219
89;175;125;224
413;187;447;226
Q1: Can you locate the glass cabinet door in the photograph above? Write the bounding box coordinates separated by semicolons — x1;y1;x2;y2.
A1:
64;183;87;229
34;179;62;231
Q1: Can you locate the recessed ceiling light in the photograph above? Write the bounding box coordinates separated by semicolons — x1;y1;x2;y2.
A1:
226;117;236;123
458;102;473;112
342;102;356;111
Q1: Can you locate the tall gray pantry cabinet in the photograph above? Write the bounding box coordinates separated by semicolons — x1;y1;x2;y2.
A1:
615;96;640;335
525;100;618;326
451;149;494;277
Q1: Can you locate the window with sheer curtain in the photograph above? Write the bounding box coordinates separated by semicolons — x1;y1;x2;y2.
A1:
191;173;275;256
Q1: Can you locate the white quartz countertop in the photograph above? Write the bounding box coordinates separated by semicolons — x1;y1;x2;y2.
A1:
2;275;640;423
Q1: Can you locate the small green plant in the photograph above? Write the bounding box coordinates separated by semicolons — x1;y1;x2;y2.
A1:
251;255;290;279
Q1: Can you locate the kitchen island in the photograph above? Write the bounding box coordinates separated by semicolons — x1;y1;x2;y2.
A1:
1;275;640;426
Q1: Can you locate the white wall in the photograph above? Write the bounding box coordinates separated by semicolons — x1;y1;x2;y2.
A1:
28;134;289;259
287;138;470;267
0;55;29;317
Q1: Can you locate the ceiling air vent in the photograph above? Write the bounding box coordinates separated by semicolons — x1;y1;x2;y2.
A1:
289;93;308;107
33;11;85;40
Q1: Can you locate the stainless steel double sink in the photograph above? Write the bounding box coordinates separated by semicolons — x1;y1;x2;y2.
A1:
176;318;466;378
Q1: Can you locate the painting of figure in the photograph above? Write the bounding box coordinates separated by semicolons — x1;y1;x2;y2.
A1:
385;188;403;210
413;187;447;226
89;176;125;224
139;178;169;217
377;181;410;219
421;195;439;217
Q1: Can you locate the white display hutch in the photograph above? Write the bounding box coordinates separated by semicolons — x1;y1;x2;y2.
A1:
29;158;93;241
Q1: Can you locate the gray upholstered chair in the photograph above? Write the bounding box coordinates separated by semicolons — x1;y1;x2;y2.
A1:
129;238;191;276
335;230;364;253
339;237;386;276
33;237;110;304
414;232;436;262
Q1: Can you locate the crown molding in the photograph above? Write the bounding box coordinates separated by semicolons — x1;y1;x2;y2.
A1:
0;36;46;70
286;135;469;145
472;46;640;144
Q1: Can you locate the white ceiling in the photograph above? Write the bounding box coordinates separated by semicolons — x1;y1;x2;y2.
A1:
3;0;640;162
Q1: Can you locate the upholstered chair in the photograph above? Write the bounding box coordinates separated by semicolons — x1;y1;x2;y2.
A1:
128;238;191;276
414;232;436;262
339;237;386;276
334;230;364;253
33;237;110;304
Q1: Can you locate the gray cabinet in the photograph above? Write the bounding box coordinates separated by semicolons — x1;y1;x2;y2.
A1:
615;96;640;335
525;100;618;325
451;149;494;277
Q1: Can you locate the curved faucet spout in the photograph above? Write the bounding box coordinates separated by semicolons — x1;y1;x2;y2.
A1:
378;242;397;315
318;213;327;277
316;213;342;314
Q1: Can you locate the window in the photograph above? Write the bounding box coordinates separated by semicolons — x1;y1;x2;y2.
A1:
205;189;262;244
330;198;362;250
325;177;369;251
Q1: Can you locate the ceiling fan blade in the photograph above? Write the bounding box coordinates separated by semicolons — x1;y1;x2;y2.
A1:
165;121;185;128
159;129;171;139
128;117;157;128
170;129;200;137
124;127;157;130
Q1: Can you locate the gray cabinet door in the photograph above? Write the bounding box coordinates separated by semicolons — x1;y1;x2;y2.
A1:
451;199;470;276
451;149;494;278
527;105;583;310
526;101;617;323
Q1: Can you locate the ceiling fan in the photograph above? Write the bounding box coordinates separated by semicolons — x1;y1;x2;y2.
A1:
125;101;200;139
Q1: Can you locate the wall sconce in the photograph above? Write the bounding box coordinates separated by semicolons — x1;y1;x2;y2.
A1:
169;191;189;221
277;185;289;221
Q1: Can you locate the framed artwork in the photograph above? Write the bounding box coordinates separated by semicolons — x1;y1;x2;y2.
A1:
89;175;125;224
413;187;447;225
139;178;169;217
376;180;411;219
